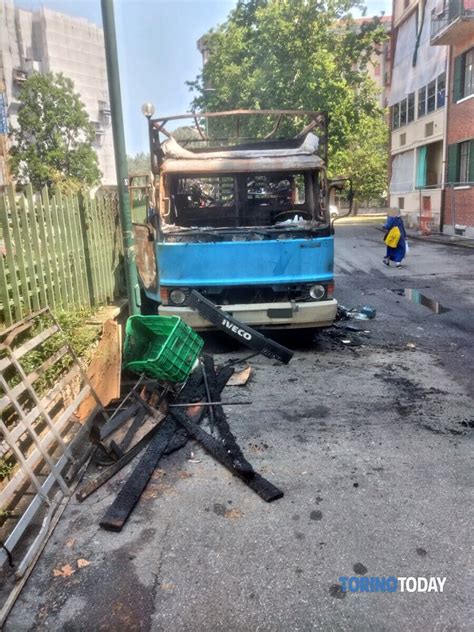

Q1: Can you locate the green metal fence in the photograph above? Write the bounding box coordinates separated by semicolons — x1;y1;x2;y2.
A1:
0;184;126;327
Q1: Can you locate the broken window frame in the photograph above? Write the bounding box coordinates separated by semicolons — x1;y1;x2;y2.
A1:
407;93;415;123
160;169;328;233
427;80;436;113
418;86;427;118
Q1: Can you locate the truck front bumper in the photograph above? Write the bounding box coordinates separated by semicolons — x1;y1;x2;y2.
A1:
159;299;337;330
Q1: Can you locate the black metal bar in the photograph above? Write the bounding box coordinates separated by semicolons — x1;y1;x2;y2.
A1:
200;359;215;433
189;290;293;364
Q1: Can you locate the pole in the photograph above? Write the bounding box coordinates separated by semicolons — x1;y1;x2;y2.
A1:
101;0;140;315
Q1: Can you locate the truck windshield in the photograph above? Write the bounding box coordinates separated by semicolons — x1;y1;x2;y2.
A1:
167;170;327;229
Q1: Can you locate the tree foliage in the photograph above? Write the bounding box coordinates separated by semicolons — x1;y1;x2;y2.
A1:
128;152;151;174
187;0;388;202
9;73;100;192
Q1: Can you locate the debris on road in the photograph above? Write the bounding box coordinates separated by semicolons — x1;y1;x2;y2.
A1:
336;302;376;322
75;313;285;532
227;365;253;386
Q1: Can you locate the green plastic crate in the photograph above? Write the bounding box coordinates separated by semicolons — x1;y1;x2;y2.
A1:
123;315;204;383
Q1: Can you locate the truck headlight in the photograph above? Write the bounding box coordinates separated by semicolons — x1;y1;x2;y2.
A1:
169;289;188;305
309;284;326;300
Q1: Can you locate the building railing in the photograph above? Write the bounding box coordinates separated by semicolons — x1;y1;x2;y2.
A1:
431;0;474;41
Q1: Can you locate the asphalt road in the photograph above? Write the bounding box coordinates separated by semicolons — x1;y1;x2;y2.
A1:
6;223;473;631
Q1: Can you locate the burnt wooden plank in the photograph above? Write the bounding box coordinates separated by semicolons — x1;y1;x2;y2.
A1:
202;355;254;478
99;417;176;531
93;401;140;442
76;422;160;502
120;407;148;452
170;407;283;503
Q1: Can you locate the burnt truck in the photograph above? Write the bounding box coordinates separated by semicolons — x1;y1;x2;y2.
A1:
134;109;352;330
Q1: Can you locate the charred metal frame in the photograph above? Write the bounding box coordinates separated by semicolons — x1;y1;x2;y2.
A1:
147;110;329;175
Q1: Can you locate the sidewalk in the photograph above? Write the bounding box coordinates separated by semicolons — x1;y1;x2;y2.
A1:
406;230;474;250
335;213;386;224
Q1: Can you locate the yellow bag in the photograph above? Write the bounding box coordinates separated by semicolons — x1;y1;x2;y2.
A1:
384;226;401;248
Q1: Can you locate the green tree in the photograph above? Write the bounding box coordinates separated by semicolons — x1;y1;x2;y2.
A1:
128;152;151;174
9;73;101;191
187;0;388;202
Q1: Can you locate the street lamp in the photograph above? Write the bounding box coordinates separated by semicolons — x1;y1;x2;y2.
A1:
142;102;156;181
141;102;155;119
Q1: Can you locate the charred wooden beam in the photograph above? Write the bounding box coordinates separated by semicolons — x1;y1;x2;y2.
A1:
170;407;283;503
98;364;233;530
99;417;176;532
202;355;254;478
76;422;161;502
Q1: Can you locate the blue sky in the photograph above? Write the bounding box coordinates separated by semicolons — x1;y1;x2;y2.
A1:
16;0;391;155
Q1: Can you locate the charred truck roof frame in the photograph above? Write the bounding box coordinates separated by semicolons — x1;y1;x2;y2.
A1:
138;110;341;330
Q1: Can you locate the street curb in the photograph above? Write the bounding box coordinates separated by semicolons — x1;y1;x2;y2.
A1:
406;233;474;250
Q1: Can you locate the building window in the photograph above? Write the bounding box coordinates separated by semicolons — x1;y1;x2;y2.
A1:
464;49;474;99
437;73;445;108
407;92;415;122
454;48;474;101
398;197;405;210
427;80;436;113
418;86;426;117
459;141;471;183
447;140;474;183
392;103;400;129
400;99;407;126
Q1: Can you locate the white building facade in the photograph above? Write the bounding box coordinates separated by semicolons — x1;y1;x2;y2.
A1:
0;0;116;187
389;0;448;230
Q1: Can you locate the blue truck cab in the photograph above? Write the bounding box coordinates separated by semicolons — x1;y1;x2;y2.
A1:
136;110;344;331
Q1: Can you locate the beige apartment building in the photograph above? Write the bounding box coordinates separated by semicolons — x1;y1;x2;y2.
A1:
389;0;448;230
0;0;115;187
354;15;392;108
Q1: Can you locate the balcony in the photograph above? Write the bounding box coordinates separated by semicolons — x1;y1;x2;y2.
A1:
13;68;27;84
431;0;474;45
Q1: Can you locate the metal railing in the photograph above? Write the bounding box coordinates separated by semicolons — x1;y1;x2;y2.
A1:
431;0;474;41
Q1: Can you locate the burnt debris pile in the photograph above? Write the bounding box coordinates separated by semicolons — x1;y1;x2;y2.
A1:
77;296;292;531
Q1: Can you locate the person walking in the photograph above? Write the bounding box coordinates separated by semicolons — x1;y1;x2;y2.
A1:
383;208;407;268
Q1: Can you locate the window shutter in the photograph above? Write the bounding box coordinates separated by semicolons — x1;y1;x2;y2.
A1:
447;144;459;183
453;55;463;102
469;140;474;184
